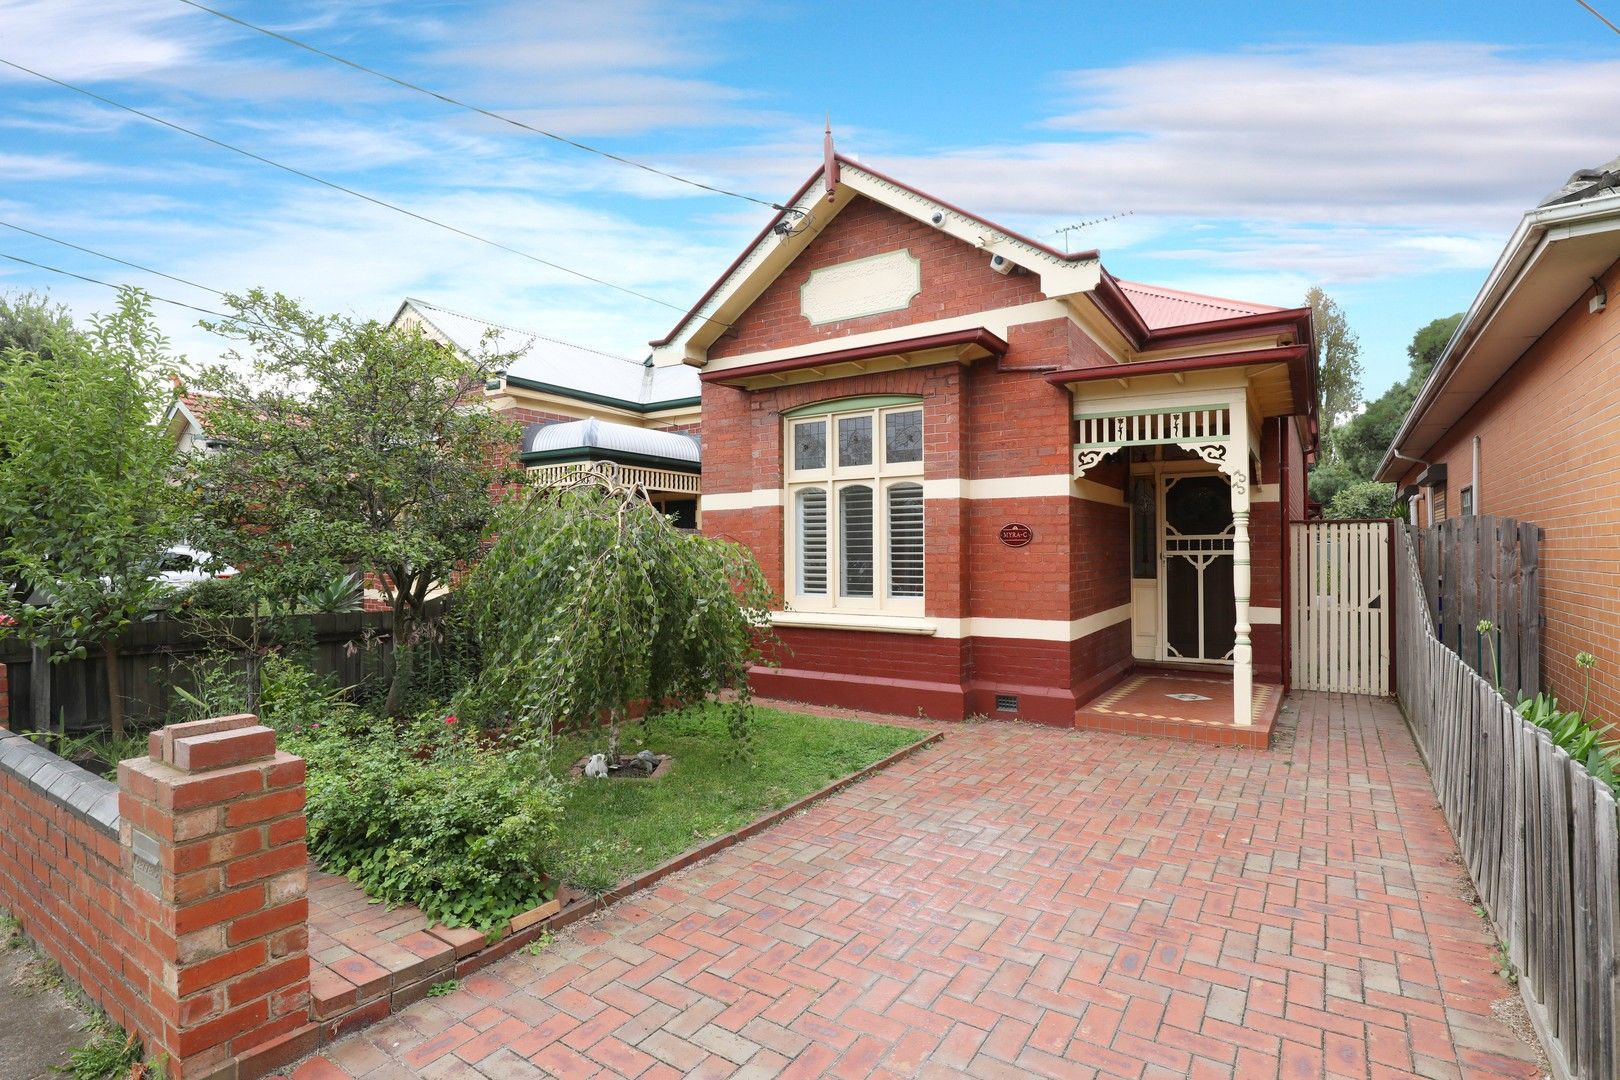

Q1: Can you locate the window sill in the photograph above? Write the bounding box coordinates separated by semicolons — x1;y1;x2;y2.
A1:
771;610;937;635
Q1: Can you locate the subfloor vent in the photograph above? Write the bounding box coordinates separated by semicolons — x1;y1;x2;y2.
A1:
995;694;1019;713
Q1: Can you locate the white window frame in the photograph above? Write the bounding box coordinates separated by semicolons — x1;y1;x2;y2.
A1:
785;404;924;614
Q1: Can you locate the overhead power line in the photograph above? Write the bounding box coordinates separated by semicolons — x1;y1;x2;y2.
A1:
172;0;783;209
0;56;717;324
0;218;223;296
1574;0;1620;33
0;249;247;324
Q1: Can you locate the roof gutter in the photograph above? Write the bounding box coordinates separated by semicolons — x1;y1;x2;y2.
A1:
1377;190;1620;480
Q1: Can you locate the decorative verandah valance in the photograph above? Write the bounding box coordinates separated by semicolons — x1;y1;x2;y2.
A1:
1073;405;1238;479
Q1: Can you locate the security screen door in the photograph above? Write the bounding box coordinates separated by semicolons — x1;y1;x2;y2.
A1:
1161;474;1236;662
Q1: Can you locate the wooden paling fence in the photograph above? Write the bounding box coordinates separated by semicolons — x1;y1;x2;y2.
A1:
1417;514;1541;704
0;599;448;734
1395;524;1619;1079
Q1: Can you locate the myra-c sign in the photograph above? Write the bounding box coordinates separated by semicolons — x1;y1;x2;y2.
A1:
998;522;1034;548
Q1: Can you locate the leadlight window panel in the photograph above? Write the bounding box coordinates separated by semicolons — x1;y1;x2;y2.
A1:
792;418;827;472
884;409;923;465
796;488;828;595
888;482;924;597
1130;477;1156;579
837;414;873;469
1460;486;1474;517
839;485;875;597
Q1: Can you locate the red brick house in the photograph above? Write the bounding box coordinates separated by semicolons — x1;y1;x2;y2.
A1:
1378;158;1620;721
653;148;1318;732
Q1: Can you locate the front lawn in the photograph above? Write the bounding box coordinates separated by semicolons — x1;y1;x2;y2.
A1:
548;704;925;893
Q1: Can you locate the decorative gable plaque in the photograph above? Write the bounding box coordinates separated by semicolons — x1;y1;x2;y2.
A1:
799;249;921;326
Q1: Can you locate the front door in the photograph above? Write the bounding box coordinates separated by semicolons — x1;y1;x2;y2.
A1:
1161;473;1236;662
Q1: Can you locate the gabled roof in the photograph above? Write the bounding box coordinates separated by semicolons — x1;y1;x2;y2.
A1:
394;298;699;412
1114;280;1283;330
648;154;1104;365
521;417;700;471
1376;159;1620;481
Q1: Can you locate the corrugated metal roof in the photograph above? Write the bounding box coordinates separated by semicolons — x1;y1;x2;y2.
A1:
400;298;699;408
1115;280;1282;331
526;417;700;464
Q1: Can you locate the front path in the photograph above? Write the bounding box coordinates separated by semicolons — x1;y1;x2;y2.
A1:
285;693;1540;1079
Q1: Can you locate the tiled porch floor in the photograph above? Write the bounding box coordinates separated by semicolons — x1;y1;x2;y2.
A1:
279;693;1541;1079
1076;671;1281;747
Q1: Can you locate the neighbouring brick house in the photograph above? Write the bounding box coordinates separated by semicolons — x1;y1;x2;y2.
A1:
1378;157;1620;722
651;145;1319;731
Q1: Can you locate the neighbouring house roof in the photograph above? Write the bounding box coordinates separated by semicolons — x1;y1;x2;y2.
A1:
520;417;701;472
394;298;701;412
1376;157;1620;481
1113;280;1284;330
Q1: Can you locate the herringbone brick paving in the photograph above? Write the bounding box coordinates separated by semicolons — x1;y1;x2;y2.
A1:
279;693;1541;1079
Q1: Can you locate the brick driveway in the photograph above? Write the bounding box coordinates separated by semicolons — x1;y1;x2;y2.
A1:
283;693;1540;1079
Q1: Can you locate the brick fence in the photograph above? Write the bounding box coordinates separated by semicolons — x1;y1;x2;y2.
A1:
0;714;311;1079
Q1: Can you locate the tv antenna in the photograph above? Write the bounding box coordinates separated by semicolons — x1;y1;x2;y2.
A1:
1052;211;1133;253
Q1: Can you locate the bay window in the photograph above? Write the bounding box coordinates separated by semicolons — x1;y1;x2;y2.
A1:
786;400;924;613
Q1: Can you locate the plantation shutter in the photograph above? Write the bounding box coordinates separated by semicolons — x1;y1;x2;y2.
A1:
797;488;828;595
840;485;874;597
887;482;924;597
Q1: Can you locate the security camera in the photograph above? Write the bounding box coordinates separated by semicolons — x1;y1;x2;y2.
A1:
929;209;947;227
989;253;1017;275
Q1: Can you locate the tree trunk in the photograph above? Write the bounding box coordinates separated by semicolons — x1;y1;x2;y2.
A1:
104;641;124;741
384;606;414;718
607;710;622;765
243;650;262;716
29;643;50;734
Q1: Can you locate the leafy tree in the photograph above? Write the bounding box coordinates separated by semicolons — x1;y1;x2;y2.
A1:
459;474;777;763
1323;312;1464;483
1305;287;1363;457
1326;480;1396;520
0;290;76;361
1307;458;1356;511
186;289;521;715
0;289;182;737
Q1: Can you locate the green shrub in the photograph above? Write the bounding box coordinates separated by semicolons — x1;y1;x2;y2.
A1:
1516;691;1619;795
285;715;563;930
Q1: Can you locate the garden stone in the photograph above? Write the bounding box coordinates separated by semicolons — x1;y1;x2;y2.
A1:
584;753;608;779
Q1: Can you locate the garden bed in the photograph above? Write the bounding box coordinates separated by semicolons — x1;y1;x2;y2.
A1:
303;705;938;1037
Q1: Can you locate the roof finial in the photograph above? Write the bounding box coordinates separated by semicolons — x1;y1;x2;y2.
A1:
823;114;840;202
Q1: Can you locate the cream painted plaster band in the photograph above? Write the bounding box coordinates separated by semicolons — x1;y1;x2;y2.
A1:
1252;483;1279;503
1249;606;1281;625
770;603;1132;642
705;475;1124;512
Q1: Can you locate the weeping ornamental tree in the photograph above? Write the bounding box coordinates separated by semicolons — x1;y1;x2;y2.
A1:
0;289;181;738
187;289;520;715
459;475;777;761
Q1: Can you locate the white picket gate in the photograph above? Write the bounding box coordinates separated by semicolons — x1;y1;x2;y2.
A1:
1290;520;1392;695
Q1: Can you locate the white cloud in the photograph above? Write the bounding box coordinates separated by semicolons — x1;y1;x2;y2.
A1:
838;43;1619;233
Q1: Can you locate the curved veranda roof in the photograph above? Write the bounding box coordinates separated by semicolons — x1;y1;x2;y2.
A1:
521;417;700;472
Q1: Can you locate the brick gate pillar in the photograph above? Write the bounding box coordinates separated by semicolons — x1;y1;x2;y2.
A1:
118;714;310;1079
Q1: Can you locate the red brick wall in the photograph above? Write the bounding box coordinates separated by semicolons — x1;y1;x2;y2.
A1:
0;716;311;1080
710;196;1046;360
1396;257;1620;722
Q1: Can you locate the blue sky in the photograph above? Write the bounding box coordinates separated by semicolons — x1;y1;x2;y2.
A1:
1;0;1617;398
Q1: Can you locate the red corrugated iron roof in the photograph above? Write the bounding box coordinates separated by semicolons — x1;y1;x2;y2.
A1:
1114;280;1283;331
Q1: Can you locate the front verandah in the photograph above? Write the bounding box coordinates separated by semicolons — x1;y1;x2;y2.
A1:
1075;667;1283;748
1062;374;1268;729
